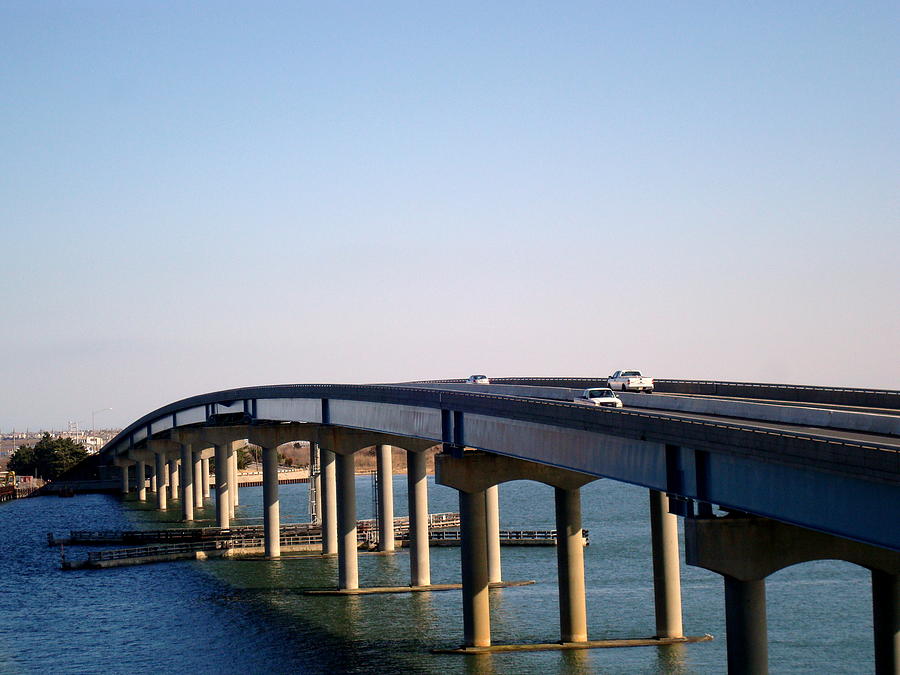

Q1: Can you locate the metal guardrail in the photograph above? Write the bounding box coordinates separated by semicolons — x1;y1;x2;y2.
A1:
357;512;461;533
424;529;590;543
71;522;587;566
87;540;222;562
55;513;461;546
477;378;900;410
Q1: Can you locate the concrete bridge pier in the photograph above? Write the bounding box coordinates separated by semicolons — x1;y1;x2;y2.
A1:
149;464;157;494
311;443;323;527
407;449;431;587
169;429;246;528
192;450;203;509
686;513;900;675
376;445;395;552
169;428;247;529
127;450;157;501
213;443;231;528
261;443;280;558
117;462;130;496
723;575;767;674
555;486;588;643
336;451;359;589
320;448;338;555
871;571;899;675
649;490;684;638
486;485;502;583
437;450;598;648
168;458;179;502
460;488;492;647
325;432;439;591
247;424;309;560
148;440;181;511
135;460;146;501
180;443;194;522
201;457;210;500
155;452;168;510
229;444;239;513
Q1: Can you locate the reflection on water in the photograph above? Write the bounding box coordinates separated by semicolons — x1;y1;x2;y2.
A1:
0;476;875;674
656;643;689;674
463;652;495;675
559;647;594;675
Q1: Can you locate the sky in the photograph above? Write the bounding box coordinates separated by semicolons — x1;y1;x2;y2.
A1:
1;1;898;431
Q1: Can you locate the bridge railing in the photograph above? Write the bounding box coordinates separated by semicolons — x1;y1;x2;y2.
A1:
87;540;222;562
75;524;591;565
425;528;590;543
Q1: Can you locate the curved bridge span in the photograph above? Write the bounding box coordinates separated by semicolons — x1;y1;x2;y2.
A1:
96;378;899;670
101;378;899;550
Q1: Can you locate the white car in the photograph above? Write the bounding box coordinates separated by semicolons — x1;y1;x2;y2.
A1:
576;388;624;408
608;370;654;393
465;375;491;384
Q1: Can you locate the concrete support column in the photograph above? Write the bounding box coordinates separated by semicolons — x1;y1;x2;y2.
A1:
336;452;359;590
226;445;236;519
486;484;502;583
872;570;899;675
155;453;168;510
192;452;203;508
136;460;146;501
230;444;240;510
376;445;395;552
649;490;684;638
682;515;900;673
180;444;194;522
313;444;323;527
169;459;179;501
262;444;280;559
149;464;157;494
321;448;338;555
723;576;768;675
407;450;431;587
459;489;491;648
120;464;129;495
555;486;588;643
214;444;230;528
201;457;210;499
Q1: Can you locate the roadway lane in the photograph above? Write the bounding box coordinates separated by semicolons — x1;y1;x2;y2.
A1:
645;392;900;417
590;404;900;449
412;382;900;450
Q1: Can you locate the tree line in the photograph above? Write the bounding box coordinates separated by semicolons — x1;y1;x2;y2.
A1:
8;433;88;480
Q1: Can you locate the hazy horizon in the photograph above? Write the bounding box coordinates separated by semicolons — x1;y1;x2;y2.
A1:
2;2;897;430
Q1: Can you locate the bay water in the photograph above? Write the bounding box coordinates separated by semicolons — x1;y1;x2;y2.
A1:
0;476;874;673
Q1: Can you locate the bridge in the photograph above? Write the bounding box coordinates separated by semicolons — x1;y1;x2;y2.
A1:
94;377;899;674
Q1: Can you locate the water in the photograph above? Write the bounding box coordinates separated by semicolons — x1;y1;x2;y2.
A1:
0;477;874;674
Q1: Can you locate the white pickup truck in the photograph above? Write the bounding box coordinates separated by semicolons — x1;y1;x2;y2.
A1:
575;388;623;408
607;370;654;393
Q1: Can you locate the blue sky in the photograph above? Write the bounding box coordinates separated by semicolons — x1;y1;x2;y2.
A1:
1;2;897;430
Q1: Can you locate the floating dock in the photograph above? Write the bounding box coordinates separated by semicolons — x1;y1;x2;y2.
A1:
57;516;586;569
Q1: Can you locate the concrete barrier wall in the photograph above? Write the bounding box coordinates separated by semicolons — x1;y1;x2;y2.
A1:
616;392;900;436
413;383;900;437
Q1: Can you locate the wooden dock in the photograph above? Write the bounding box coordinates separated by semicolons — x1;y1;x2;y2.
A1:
56;514;584;569
425;529;590;547
49;512;462;546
